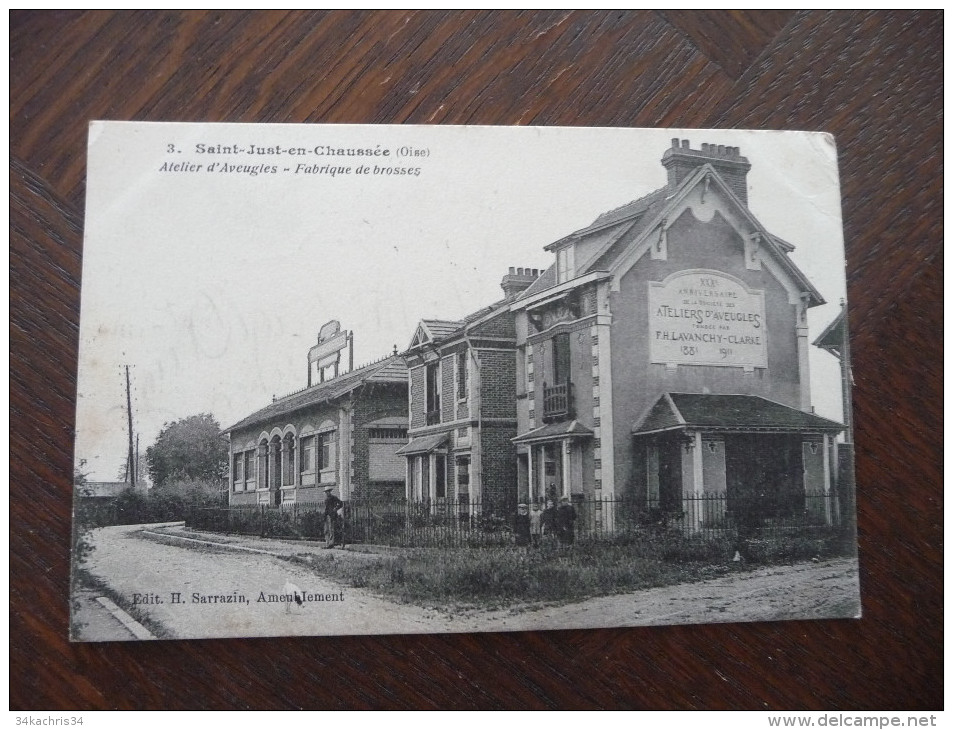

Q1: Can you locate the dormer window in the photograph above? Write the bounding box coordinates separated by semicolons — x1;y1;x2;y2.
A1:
426;361;441;425
556;245;575;284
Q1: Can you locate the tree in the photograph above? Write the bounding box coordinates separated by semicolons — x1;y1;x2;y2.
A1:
115;450;150;488
146;413;227;488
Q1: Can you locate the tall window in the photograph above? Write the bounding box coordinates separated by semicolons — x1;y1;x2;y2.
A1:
426;361;440;424
421;456;430;498
270;436;282;492
544;444;557;478
543;332;573;422
258;441;269;489
244;451;255;490
282;435;295;486
456;457;470;495
300;435;315;473
435;454;447;499
317;431;336;472
556;245;575;283
553;332;571;385
457;350;468;400
409;456;419;500
233;453;243;490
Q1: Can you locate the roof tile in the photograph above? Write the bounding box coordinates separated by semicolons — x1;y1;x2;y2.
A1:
224;355;407;433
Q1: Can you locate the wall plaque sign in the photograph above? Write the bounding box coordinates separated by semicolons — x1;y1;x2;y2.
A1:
649;270;767;368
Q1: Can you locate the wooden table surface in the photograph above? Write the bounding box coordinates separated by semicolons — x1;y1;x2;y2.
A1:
10;11;942;710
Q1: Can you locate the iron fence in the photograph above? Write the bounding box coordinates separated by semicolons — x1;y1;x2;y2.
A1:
185;491;840;548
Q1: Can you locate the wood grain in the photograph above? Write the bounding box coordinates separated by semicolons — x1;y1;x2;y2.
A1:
10;10;942;710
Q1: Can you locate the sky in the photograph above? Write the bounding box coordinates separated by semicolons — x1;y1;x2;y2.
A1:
76;123;848;481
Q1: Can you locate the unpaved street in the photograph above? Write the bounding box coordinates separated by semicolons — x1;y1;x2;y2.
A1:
74;524;860;641
77;524;451;639
460;558;860;632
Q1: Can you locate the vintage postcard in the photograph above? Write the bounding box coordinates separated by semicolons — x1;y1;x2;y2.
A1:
71;122;860;641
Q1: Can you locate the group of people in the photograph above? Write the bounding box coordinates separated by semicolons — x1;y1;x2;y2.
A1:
514;494;577;547
322;482;579;549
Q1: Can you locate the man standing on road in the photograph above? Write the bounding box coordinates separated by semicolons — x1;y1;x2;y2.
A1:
323;486;344;549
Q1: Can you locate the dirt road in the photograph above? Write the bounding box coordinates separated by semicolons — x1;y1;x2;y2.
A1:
76;524;450;640
73;524;860;641
460;559;860;633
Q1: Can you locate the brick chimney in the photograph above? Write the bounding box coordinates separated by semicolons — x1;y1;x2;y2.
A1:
661;138;752;205
501;267;540;300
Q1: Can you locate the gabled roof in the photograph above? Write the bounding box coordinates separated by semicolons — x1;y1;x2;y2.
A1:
460;298;508;327
521;163;825;307
632;393;685;434
575;188;670;243
407;319;465;350
405;298;512;353
512;419;594;444
224;355;407;434
813;308;848;357
394;432;448;456
587;187;670;231
632;393;843;436
421;319;463;340
583;192;671;274
515;264;557;300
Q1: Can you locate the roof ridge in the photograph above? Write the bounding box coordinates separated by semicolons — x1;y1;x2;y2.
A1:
223;353;407;434
588;186;667;228
265;353;399;407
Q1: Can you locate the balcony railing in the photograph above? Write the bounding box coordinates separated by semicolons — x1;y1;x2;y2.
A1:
542;381;573;422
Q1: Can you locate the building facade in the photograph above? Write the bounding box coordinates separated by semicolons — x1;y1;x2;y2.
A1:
510;140;843;529
223;353;408;507
398;270;540;511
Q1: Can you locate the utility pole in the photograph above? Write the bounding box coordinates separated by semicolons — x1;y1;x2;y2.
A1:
126;364;136;490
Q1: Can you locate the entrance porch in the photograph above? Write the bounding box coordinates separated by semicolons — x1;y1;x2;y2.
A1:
633;393;844;533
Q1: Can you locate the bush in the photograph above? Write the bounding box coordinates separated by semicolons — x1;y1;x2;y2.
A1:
74;478;225;528
298;510;326;540
152;477;224;509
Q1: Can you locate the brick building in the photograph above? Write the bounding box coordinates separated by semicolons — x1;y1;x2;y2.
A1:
397;270;540;511
510;139;844;529
223;351;407;507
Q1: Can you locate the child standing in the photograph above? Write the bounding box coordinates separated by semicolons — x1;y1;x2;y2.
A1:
529;503;543;547
514;503;531;547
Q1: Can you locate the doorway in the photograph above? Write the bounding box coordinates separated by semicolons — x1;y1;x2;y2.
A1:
725;434;804;519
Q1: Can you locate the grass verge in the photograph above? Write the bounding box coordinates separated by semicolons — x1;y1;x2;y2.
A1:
294;530;845;609
295;543;723;609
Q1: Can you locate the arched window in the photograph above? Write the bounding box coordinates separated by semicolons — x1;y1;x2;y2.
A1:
258;439;269;489
283;432;296;486
269;435;282;494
